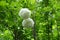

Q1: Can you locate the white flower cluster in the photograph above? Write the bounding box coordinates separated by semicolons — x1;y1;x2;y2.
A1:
22;18;34;27
19;8;34;27
36;0;43;3
19;8;31;19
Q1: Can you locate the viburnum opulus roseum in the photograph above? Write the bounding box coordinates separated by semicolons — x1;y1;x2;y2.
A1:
19;8;31;19
19;8;34;27
22;18;34;27
36;0;43;3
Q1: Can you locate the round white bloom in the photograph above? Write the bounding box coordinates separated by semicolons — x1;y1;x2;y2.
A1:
22;18;34;27
19;8;31;19
36;0;43;3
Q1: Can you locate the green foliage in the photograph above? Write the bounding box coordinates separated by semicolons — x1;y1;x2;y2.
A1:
0;30;13;40
0;0;60;40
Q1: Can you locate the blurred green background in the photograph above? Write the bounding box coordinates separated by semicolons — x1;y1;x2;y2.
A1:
0;0;60;40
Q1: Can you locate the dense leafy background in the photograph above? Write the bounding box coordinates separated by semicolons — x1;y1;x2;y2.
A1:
0;0;60;40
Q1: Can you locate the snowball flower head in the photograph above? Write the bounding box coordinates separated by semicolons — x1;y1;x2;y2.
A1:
22;18;34;27
19;8;31;19
36;0;43;3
